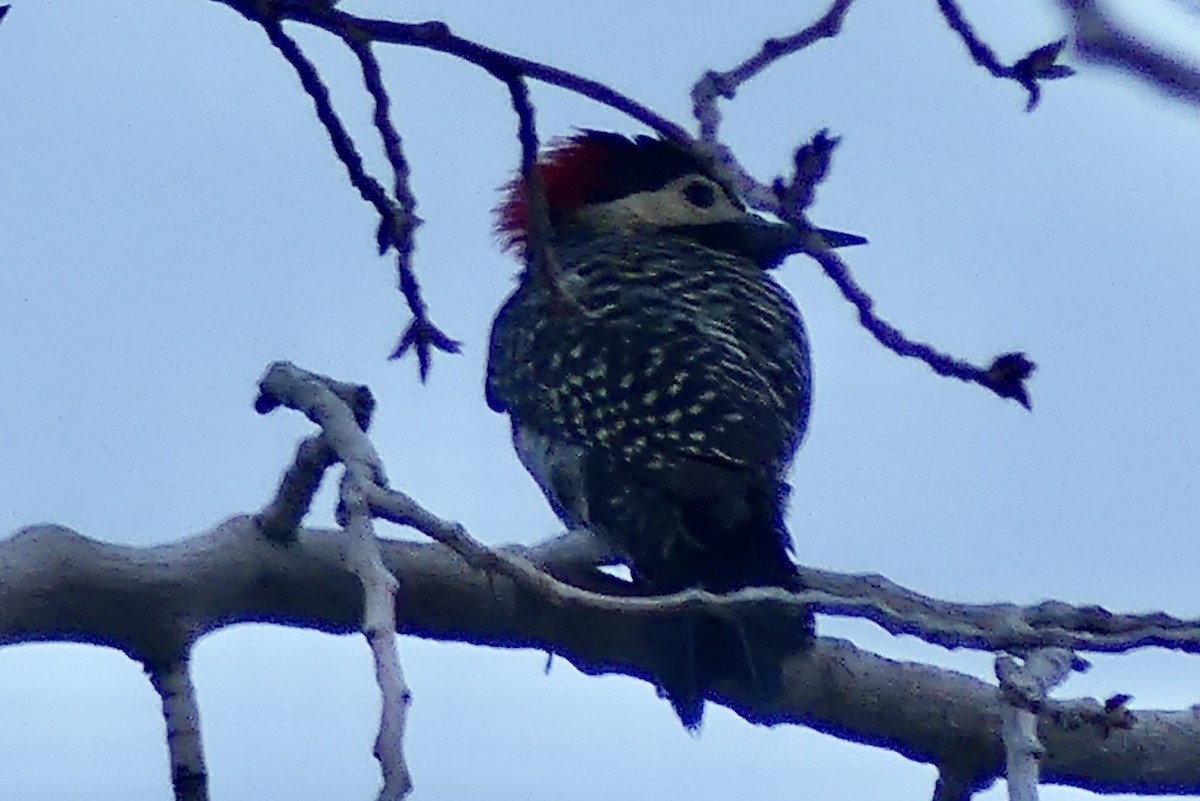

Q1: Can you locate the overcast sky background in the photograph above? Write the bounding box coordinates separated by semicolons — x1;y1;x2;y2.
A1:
2;0;1199;799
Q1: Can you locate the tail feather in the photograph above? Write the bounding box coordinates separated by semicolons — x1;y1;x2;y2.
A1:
645;479;812;729
580;451;811;727
653;567;811;730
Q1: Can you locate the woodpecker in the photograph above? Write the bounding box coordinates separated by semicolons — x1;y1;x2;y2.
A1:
486;131;862;727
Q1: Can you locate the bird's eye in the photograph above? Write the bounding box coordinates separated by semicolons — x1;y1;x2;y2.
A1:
682;181;716;209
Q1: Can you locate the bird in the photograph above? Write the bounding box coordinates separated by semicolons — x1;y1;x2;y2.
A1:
485;130;863;728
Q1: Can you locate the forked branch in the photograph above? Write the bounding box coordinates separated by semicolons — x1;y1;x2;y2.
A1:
2;357;1198;798
214;0;1042;405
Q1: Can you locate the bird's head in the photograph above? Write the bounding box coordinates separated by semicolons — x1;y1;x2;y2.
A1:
495;130;864;268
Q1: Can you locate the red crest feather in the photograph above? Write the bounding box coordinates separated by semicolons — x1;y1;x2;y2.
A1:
494;133;618;254
494;131;716;256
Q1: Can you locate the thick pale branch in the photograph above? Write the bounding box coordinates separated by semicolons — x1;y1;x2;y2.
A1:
996;649;1084;800
147;657;208;801
509;528;620;572
230;363;1200;796
257;435;335;542
256;361;412;799
366;478;1200;656
2;520;1198;794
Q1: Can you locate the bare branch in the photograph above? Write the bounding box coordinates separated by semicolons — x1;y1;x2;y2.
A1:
234;353;1185;661
254;362;412;799
797;563;1200;656
497;73;584;316
936;0;1075;110
147;657;208;801
705;127;1036;407
3;520;1199;794
233;8;458;379
216;0;689;142
256;363;386;482
715;130;1037;408
810;246;1037;406
932;768;983;801
1055;0;1200;108
0;355;1187;791
253;15;391;223
343;36;419;241
256;435;336;542
220;0;1038;407
704;127;1036;407
996;649;1086;800
211;0;691;378
365;481;801;619
697;135;1038;407
361;448;1200;658
342;471;412;801
509;528;619;572
936;0;1010;78
691;0;856;142
338;34;460;381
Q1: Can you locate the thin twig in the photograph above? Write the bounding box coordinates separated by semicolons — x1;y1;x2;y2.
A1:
247;12;458;380
936;0;1008;78
691;0;856;141
797;562;1200;656
935;0;1075;111
807;246;1036;407
691;14;1037;409
366;482;798;619
228;0;1037;406
497;72;587;316
744;131;1035;406
341;35;458;381
343;36;419;227
361;465;1200;656
218;1;689;142
254;17;395;251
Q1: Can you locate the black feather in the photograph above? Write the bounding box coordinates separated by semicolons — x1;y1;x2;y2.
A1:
488;186;813;727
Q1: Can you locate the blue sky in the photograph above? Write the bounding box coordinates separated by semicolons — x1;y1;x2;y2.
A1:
2;0;1198;798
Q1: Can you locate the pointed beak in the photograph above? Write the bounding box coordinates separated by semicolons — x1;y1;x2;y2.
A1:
668;216;867;268
739;216;868;268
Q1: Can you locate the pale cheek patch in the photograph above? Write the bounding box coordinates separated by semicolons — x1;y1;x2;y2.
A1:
573;183;745;232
